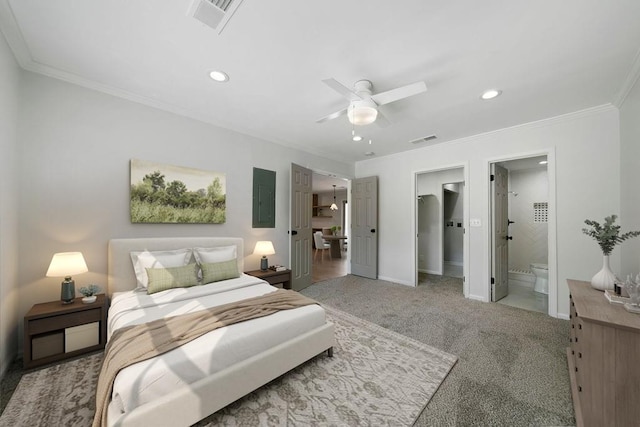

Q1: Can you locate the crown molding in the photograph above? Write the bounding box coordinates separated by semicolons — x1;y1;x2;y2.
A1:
614;47;640;108
0;0;32;68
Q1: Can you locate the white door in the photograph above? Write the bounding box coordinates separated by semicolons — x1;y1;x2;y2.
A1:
351;176;378;279
491;164;509;301
290;163;313;291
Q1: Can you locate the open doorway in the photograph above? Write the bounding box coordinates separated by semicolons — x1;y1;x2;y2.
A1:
311;172;349;283
414;166;468;295
489;155;553;315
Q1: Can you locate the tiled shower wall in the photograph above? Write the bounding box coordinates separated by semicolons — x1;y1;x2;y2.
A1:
508;167;548;272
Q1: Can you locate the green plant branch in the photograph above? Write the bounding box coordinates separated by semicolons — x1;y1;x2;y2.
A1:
582;214;640;256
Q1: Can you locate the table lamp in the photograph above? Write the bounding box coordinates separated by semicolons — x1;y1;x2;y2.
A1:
46;252;88;304
253;241;275;271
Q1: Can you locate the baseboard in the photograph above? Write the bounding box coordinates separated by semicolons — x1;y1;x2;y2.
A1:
444;261;463;267
467;294;487;302
418;269;441;275
378;275;414;287
556;312;570;321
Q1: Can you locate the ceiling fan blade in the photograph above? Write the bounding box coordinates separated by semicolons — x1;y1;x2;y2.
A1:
374;110;391;128
370;81;427;106
322;78;362;102
316;107;348;123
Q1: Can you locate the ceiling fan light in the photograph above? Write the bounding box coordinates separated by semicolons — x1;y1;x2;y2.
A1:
348;104;378;125
330;203;338;211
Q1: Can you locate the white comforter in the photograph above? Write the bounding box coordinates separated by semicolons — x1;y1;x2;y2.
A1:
107;274;326;416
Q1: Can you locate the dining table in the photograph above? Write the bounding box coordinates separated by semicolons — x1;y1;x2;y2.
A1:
321;234;347;258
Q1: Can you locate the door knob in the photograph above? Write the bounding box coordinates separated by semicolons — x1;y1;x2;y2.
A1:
508;220;515;225
506;236;513;240
370;229;376;233
291;230;298;235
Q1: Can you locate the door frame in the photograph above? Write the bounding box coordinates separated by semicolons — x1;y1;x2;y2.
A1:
301;169;352;277
412;162;469;297
486;148;557;317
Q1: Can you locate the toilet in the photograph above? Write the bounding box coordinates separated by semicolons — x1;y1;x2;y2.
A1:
530;263;549;294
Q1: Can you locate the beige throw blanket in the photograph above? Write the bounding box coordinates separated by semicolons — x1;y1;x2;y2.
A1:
93;289;319;427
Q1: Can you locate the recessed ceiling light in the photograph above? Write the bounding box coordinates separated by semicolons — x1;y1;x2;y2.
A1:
481;89;501;100
539;160;548;165
352;135;362;142
209;70;229;82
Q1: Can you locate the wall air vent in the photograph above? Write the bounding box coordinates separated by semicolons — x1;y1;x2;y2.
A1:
188;0;245;34
410;134;438;144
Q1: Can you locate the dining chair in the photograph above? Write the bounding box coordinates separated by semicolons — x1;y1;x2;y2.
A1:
313;232;331;261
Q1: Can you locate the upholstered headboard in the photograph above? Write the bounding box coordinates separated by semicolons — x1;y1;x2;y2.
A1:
107;237;244;295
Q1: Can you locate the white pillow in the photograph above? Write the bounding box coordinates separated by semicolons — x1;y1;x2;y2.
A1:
193;246;237;264
130;249;192;288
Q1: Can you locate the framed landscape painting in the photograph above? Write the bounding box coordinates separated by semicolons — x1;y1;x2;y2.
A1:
130;159;226;224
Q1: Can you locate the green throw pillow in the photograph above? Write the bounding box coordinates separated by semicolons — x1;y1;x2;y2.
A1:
146;263;199;295
201;259;239;284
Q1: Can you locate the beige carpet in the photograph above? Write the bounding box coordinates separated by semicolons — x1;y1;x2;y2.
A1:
1;306;457;427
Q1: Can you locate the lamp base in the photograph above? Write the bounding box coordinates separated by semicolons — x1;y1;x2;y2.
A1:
260;256;269;271
61;278;75;304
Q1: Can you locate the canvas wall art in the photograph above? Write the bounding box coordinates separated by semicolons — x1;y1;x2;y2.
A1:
130;159;226;223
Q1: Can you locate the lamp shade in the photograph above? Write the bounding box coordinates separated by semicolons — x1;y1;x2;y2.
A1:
46;252;88;277
253;241;275;256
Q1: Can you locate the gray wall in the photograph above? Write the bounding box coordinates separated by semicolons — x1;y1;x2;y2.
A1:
356;106;621;318
0;32;20;378
12;71;353;356
620;77;640;277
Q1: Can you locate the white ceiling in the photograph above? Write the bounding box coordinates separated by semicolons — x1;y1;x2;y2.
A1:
2;0;640;163
313;172;348;193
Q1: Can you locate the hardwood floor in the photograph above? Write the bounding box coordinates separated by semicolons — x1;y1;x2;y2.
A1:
312;252;348;283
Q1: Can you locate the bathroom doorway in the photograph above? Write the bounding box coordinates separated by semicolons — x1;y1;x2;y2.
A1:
489;155;552;315
414;165;469;295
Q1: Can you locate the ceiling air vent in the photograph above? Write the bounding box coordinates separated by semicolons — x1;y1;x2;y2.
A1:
410;134;438;144
188;0;245;34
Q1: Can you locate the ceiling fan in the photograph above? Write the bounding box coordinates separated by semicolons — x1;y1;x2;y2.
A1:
316;78;427;127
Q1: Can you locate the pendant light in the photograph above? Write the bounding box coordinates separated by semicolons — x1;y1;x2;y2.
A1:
330;185;338;211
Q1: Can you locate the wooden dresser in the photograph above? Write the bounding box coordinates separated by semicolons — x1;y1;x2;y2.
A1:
567;279;640;427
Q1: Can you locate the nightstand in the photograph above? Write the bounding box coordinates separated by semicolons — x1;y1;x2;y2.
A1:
245;269;292;290
23;294;108;369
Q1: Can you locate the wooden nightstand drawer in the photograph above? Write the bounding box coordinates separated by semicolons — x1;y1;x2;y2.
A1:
245;269;292;290
29;308;102;335
264;272;290;285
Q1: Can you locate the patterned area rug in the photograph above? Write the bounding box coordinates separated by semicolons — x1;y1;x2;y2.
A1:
1;306;457;426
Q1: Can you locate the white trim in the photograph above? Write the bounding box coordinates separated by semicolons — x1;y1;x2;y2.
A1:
378;275;413;287
468;294;487;302
444;261;463;267
556;313;570;321
615;46;640;107
0;0;31;67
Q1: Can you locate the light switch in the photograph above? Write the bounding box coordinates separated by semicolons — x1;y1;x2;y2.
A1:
470;218;482;227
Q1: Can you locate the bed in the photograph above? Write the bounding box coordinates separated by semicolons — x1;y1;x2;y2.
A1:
104;237;335;427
